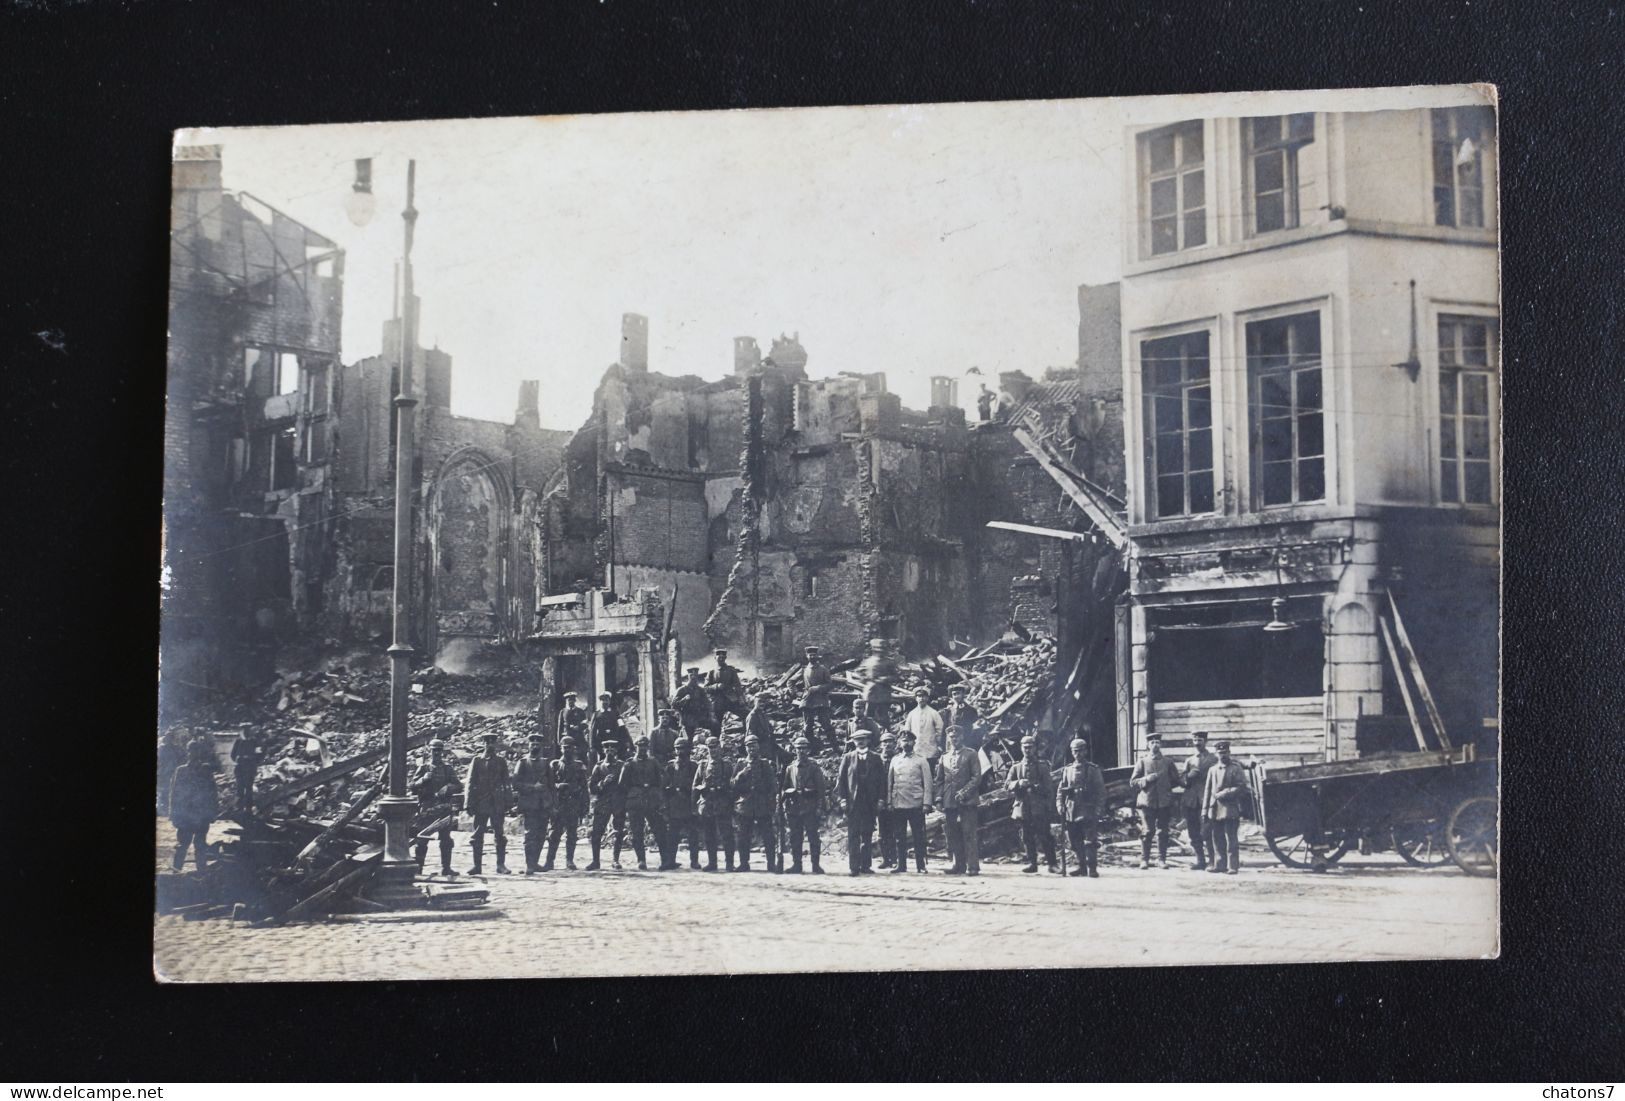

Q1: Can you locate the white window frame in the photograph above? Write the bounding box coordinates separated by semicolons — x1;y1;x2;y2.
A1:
1138;121;1209;259
1431;308;1500;508
1430;107;1492;229
1243;113;1316;236
1140;327;1218;521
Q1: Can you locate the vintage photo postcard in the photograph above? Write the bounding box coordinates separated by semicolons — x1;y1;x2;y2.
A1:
155;84;1500;982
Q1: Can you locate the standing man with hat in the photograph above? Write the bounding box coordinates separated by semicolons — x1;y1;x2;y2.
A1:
464;731;514;875
1202;740;1250;874
1180;731;1218;871
513;733;557;874
731;735;779;873
706;649;746;736
674;667;712;737
857;638;899;728
905;686;945;772
167;738;219;872
745;690;780;765
557;690;590;755
1130;733;1180;869
944;683;982;751
781;735;826;874
1005;734;1059;873
875;729;901;869
620;734;668;871
661;735;701;870
800;645;833;748
935;725;982;875
229;724;263;818
693;732;735;871
886;730;933;873
586;738;628;870
650;708;682;764
543;735;589;870
836;729;886;875
411;738;461;876
1056;737;1106;878
589;691;627;762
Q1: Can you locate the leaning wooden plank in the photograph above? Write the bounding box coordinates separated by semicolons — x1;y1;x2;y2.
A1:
988;687;1031;721
258;730;437;808
1386;591;1452;751
1378;614;1431;752
295;783;382;867
282;851;383;922
935;655;971;681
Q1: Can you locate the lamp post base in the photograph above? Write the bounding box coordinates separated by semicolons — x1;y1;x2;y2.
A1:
372;794;428;910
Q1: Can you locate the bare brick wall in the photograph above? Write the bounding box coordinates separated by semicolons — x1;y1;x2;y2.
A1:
607;468;709;573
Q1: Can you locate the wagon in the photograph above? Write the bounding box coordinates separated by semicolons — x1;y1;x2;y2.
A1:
1247;745;1498;875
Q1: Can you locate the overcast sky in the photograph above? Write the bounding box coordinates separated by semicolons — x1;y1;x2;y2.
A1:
179;86;1478;429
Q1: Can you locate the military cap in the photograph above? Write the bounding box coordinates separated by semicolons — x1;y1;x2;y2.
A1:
528;733;547;743
1214;739;1232;751
560;735;578;747
480;731;502;740
1020;735;1036;746
599;691;613;700
1146;733;1162;742
794;736;811;748
635;733;650;743
899;731;916;742
914;686;931;696
673;736;690;748
1193;731;1210;742
687;667;701;675
744;734;760;745
705;735;721;747
950;683;968;694
563;690;578;699
805;645;821;653
880;731;897;742
429;739;448;750
714;648;728;656
1069;738;1088;750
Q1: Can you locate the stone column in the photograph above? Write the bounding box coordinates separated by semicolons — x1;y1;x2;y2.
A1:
593;643;608;707
636;638;656;735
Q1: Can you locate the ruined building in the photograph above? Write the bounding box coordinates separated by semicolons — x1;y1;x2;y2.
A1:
163;146;346;703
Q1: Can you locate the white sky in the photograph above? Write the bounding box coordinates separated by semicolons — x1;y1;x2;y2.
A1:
179;86;1484;430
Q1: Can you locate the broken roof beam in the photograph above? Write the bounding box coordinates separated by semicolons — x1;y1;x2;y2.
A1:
1009;424;1129;550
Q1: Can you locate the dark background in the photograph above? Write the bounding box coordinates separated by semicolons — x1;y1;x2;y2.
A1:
2;0;1619;1082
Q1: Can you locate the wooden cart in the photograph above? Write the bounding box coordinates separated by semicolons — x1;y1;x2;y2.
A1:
1247;745;1498;875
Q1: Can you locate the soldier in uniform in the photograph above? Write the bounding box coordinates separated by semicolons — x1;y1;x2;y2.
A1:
167;739;219;871
543;736;588;871
856;638;899;727
660;735;702;869
944;683;982;751
513;733;557;874
1180;731;1218;871
650;708;682;764
744;690;780;764
229;725;263;818
1130;733;1180;869
706;649;747;734
731;735;779;873
1006;734;1059;873
781;735;826;874
936;725;982;875
1056;737;1106;878
557;690;590;753
875;729;900;869
692;733;734;871
464;731;513;875
588;692;627;761
586;738;628;870
1202;740;1249;874
800;646;833;748
674;668;712;736
620;734;668;871
411;738;461;876
836;728;887;875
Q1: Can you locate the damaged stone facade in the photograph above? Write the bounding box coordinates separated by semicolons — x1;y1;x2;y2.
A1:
162;146;345;708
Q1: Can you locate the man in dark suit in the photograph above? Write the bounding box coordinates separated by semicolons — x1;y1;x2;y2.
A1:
836;729;887;875
1202;740;1250;874
731;735;779;873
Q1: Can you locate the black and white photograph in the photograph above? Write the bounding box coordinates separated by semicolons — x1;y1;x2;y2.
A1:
153;84;1502;982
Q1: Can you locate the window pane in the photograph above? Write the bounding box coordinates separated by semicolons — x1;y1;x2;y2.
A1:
1440;372;1458;414
1252;116;1282;147
1298;458;1325;502
1440;458;1459;501
1151;216;1177;255
1150;176;1177;218
1262;462;1292;506
1180;123;1203;166
1154;394;1183;433
277;352;300;395
1149;355;1180;390
1434;186;1456;228
1185;343;1210;380
1463;461;1491;504
1261;417;1292;463
1188;389;1211;429
1148;131;1175;174
1188;429;1212;472
1182;169;1205;211
1461;323;1489;365
1156;475;1186;518
1255;192;1285;233
1156;435;1184;475
1463;373;1489;415
1188;471;1214;514
1463;418;1491;460
1438;323;1459;367
1297;368;1322;410
1440;416;1457;456
1459;185;1484;228
1253;320;1289;365
1291;315;1321;359
1260;373;1290;413
1255;150;1284;193
1298;412;1324;458
1184;209;1206;248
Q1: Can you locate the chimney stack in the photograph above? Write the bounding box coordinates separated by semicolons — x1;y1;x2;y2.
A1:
621;313;649;372
734;336;761;376
516;380;540;427
929;376;959;409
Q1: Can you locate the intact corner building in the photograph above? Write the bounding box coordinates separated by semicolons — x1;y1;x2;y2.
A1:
1115;104;1500;768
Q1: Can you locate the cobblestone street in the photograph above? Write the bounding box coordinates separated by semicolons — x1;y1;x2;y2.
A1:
153;820;1498;982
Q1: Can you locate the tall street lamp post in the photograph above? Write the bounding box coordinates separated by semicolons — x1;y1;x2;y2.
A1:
376;160;422;897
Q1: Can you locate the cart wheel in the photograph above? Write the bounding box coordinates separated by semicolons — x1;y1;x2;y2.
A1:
1266;831;1354;871
1445;796;1498;877
1392;822;1452;867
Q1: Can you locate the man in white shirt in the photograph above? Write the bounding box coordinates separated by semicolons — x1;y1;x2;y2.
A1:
905;686;945;769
